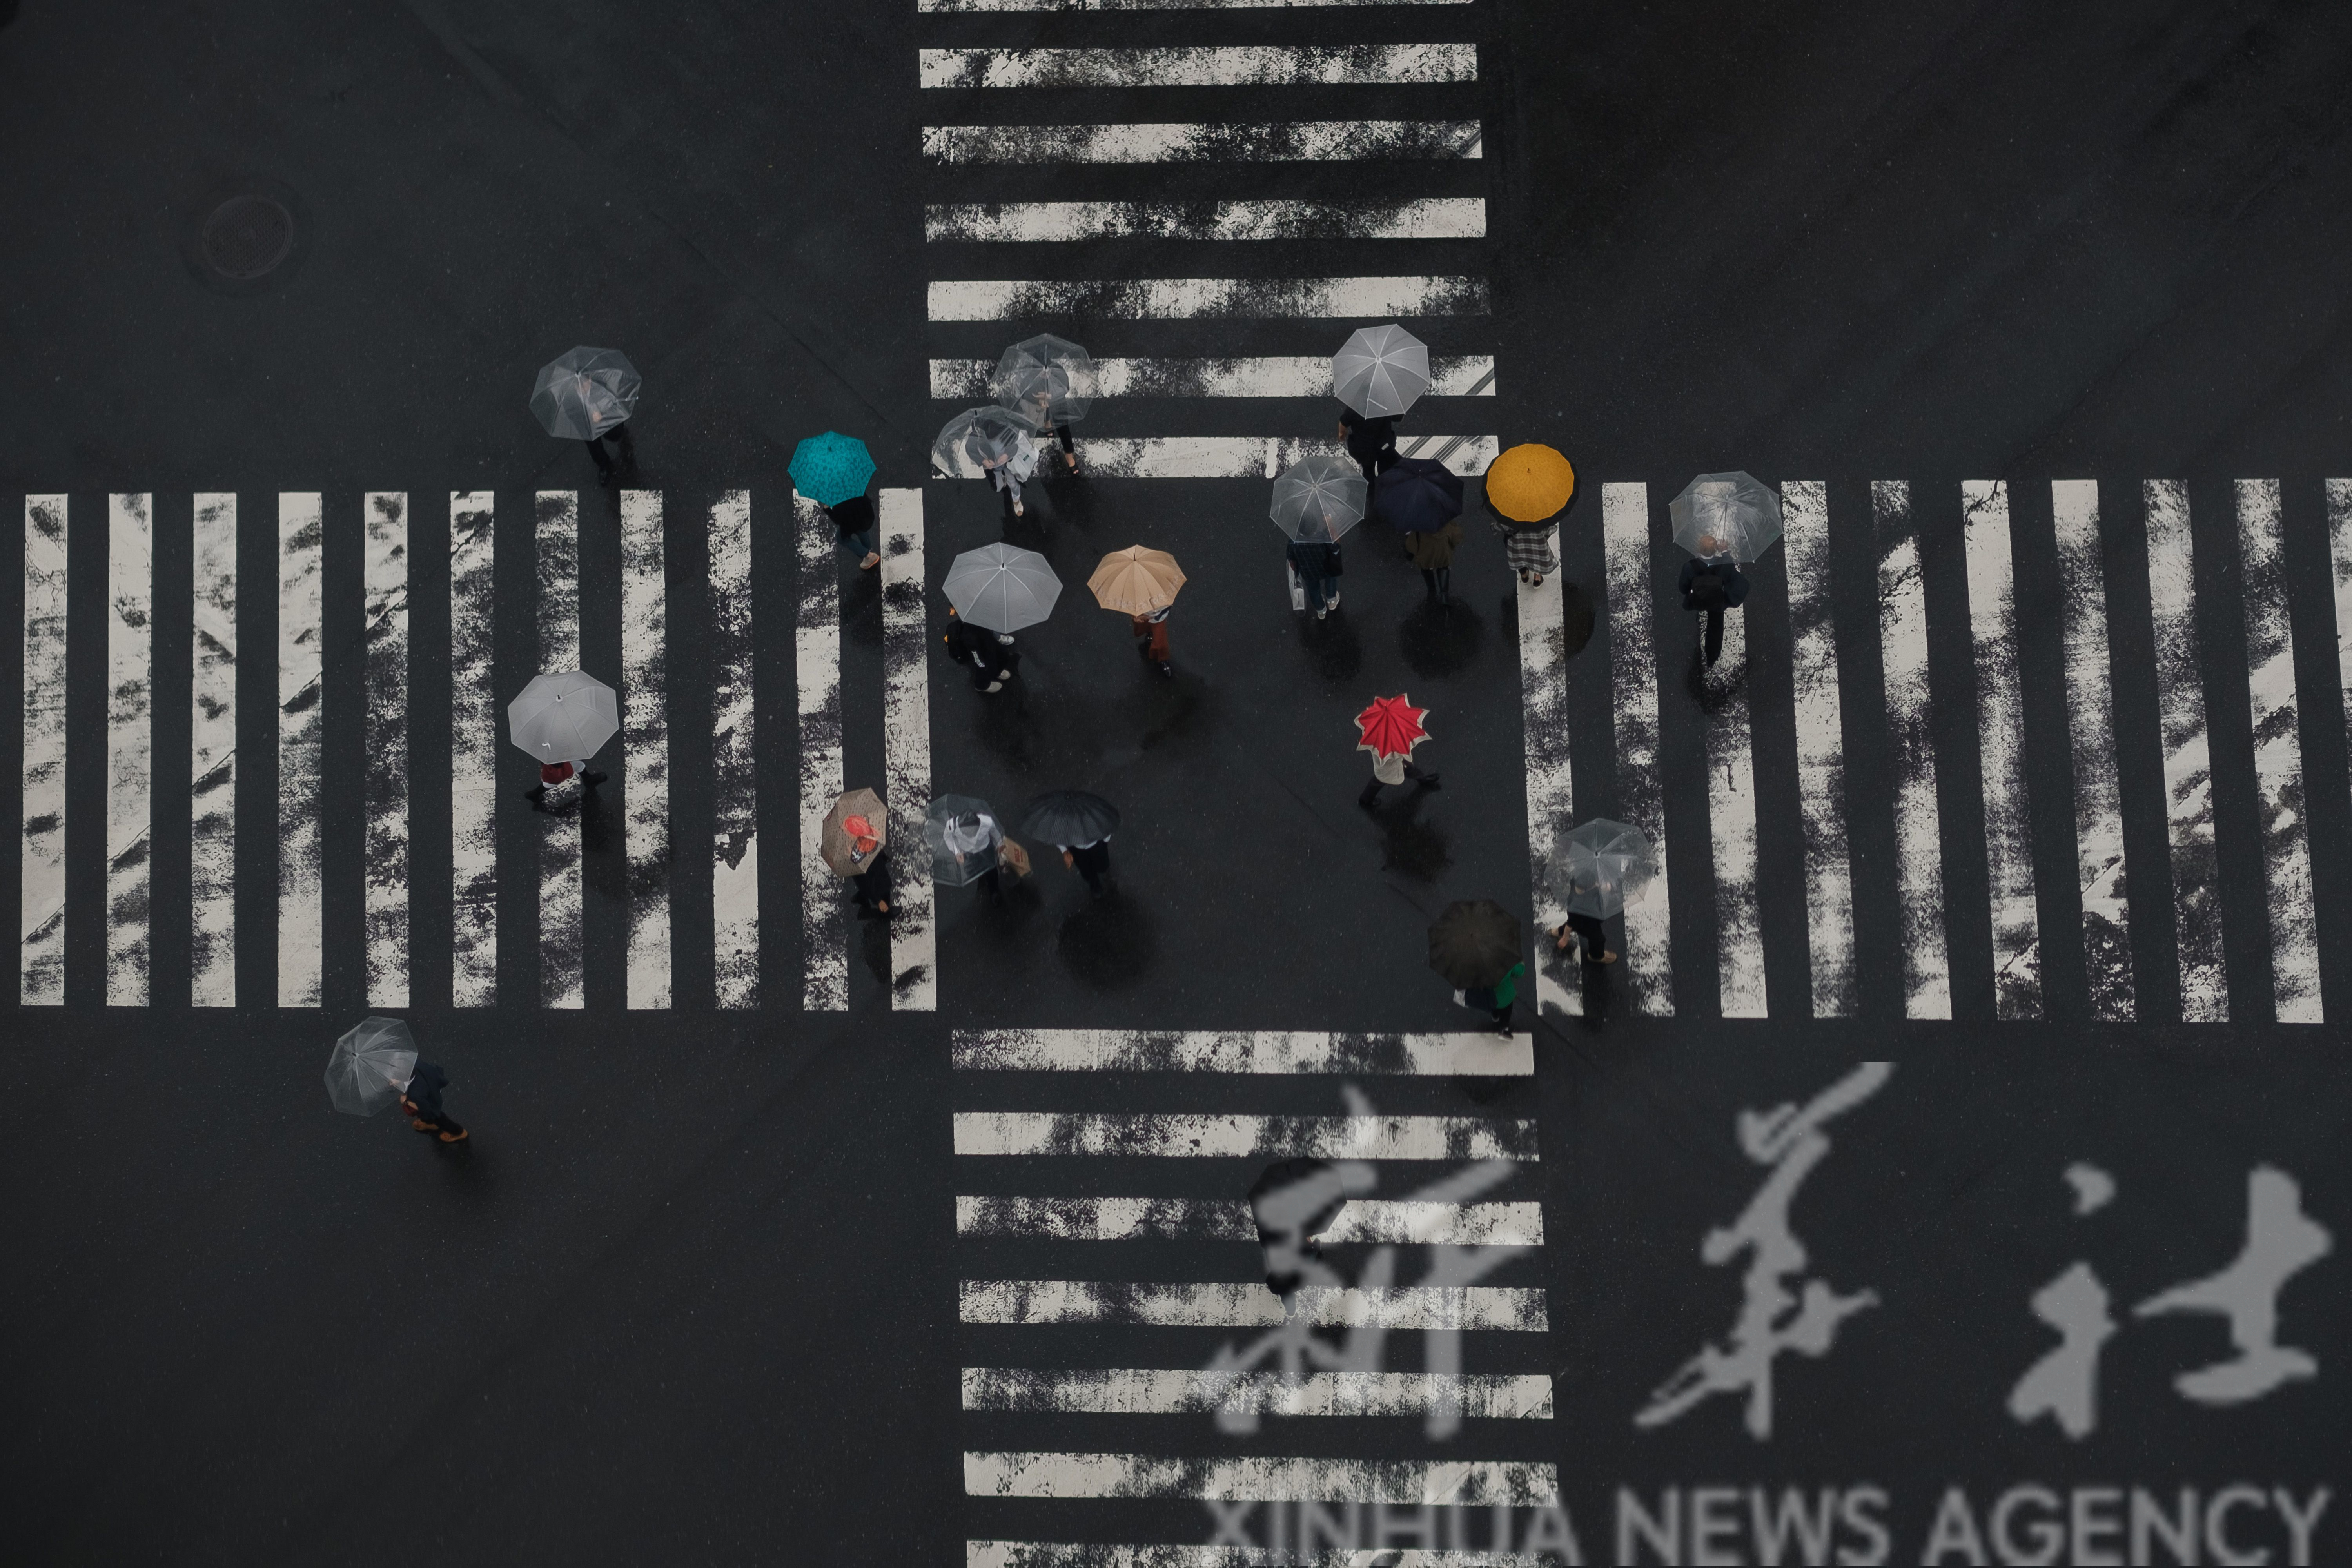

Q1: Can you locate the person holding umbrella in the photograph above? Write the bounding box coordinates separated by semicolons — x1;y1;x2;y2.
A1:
1356;692;1440;808
943;608;1018;693
1551;817;1654;967
531;347;641;488
1428;898;1524;1034
1089;546;1185;678
1271;454;1366;620
927;794;1011;908
822;788;892;915
1670;473;1781;668
508;671;619;810
1022;790;1120;897
324;1016;468;1145
1485;442;1576;588
1377;456;1468;606
936;407;1040;523
944;541;1061;693
1332;324;1429;483
993;334;1098;476
791;431;882;571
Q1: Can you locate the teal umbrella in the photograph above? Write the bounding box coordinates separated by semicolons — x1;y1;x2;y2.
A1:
789;431;876;507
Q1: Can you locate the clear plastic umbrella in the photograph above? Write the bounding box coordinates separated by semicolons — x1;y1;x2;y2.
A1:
933;407;1039;480
325;1016;419;1116
1669;472;1783;563
926;795;1004;887
1555;818;1657;918
991;334;1099;431
530;347;641;440
1332;324;1430;420
1270;454;1368;543
507;671;619;763
946;544;1062;632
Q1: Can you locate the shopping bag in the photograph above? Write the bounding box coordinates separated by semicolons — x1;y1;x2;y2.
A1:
1287;564;1306;611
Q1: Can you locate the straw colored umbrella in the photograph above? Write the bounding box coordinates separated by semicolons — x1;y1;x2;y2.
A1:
1087;547;1186;615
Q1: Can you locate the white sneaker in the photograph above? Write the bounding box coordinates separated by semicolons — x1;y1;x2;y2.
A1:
1315;607;1328;621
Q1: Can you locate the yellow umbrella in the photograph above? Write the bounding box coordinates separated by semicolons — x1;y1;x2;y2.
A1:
1485;443;1576;528
1088;546;1187;615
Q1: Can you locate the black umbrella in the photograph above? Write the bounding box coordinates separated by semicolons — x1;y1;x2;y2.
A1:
1020;790;1120;846
1373;457;1465;532
1427;898;1523;988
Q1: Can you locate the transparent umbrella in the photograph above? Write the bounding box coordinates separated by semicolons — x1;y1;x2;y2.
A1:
991;334;1099;431
946;543;1062;632
933;407;1039;479
1332;323;1431;419
1669;472;1783;563
325;1016;419;1117
530;347;641;440
507;671;618;763
1555;818;1657;918
1270;454;1368;543
925;795;1004;887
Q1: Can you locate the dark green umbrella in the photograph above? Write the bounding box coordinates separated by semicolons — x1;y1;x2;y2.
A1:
1427;898;1522;988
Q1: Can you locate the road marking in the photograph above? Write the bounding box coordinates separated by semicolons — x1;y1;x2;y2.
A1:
1877;481;1950;1019
363;492;409;1007
883;488;936;1009
951;1029;1534;1075
955;1195;1544;1245
930;354;1495;401
926;198;1487;243
962;1368;1553;1418
793;494;847;1012
449;492;498;1007
2334;481;2352;943
1602;482;1671;1014
928;275;1488;321
1706;611;1765;1016
189;494;236;1007
2145;480;2224;1021
952;1111;1536;1160
711;491;759;1009
960;1281;1546;1330
2052;480;2132;1019
278;492;325;1009
1010;436;1494;480
2236;479;2319;1022
106;494;152;1006
919;45;1478;89
621;490;670;1009
962;1453;1558;1505
1516;570;1580;1018
20;497;69;1004
922;120;1482;164
537;492;583;1010
1781;481;1854;1017
1963;481;2039;1018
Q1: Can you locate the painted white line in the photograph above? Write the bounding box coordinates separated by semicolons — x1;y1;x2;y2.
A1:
919;45;1478;89
621;490;671;1009
2334;481;2352;941
883;489;937;1010
923;120;1482;164
278;492;325;1009
926;198;1486;243
363;492;409;1007
1602;482;1671;1014
1877;481;1950;1019
967;1549;1544;1568
930;355;1495;401
951;1112;1535;1161
2051;481;2132;1020
1516;570;1580;1018
1704;612;1764;1017
1781;481;1854;1017
929;276;1487;321
20;497;68;1005
951;1029;1533;1075
1038;436;1495;481
963;1453;1557;1506
2145;480;2225;1021
106;494;153;1006
1962;481;2039;1018
924;0;1474;11
794;494;847;1012
962;1368;1552;1419
954;1196;1544;1245
711;490;760;1009
960;1281;1546;1330
449;493;498;1008
2236;479;2320;1022
537;491;584;1011
189;494;237;1008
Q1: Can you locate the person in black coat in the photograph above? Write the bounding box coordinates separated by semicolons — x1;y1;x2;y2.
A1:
1059;836;1112;897
400;1061;468;1143
828;494;880;571
1336;406;1399;483
584;422;637;488
1552;913;1617;966
1284;535;1344;618
942;608;1018;693
1679;553;1751;667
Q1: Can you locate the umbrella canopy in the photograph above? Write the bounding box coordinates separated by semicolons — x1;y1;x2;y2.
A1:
1669;472;1783;563
992;334;1099;430
925;794;1005;886
507;671;619;763
1372;457;1466;533
1088;547;1186;615
325;1016;419;1117
1428;899;1523;989
1020;789;1120;846
789;431;877;508
1332;323;1431;420
820;788;887;877
946;543;1062;632
1270;455;1368;544
1355;693;1430;760
1556;818;1658;918
933;407;1038;479
1483;442;1577;531
530;347;641;440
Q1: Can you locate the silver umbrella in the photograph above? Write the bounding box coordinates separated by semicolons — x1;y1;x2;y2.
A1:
1555;818;1657;918
926;795;1005;887
992;334;1099;430
933;407;1038;479
1669;472;1784;563
1270;454;1369;543
946;543;1062;632
1332;323;1430;419
530;347;641;440
507;671;619;763
325;1016;419;1117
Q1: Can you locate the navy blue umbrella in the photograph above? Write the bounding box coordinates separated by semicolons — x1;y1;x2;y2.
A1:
1373;457;1466;532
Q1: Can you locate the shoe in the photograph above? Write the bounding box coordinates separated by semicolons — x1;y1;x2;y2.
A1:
1600;951;1619;964
1358;786;1382;809
1156;661;1174;678
1013;499;1025;517
581;771;608;786
1328;593;1341;610
1414;771;1443;789
860;552;881;570
982;681;1004;693
1315;608;1328;621
411;1118;436;1132
438;1129;469;1144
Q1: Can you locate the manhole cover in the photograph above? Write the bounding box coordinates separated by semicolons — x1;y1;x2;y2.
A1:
200;195;294;280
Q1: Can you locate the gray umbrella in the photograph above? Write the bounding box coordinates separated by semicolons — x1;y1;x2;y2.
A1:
530;347;641;440
507;670;619;763
1270;454;1368;544
1669;472;1783;563
325;1016;419;1117
1555;818;1657;918
933;407;1038;479
946;543;1062;632
992;334;1099;430
925;795;1005;887
1332;323;1430;419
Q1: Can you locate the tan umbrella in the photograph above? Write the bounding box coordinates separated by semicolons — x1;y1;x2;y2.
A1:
820;787;887;877
1089;546;1187;615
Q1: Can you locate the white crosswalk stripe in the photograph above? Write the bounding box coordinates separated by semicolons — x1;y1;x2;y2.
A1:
926;198;1488;243
1782;480;1855;1017
2052;480;2132;1019
709;491;759;1009
107;494;152;1006
277;492;324;1009
1705;611;1765;1017
1515;571;1579;1018
448;492;499;1007
963;1368;1552;1419
953;1028;1533;1075
931;356;1496;401
363;492;410;1008
621;490;671;1009
1876;480;1951;1020
2236;479;2320;1022
536;491;584;1010
882;488;937;1009
793;494;848;1012
928;276;1488;321
1602;482;1671;1013
1962;480;2037;1018
190;494;238;1007
922;120;1483;164
2146;479;2226;1020
918;45;1477;89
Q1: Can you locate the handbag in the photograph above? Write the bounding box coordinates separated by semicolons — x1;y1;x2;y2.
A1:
1287;564;1307;611
999;840;1033;878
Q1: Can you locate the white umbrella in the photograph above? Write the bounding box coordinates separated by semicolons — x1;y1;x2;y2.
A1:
1555;819;1657;918
1669;472;1784;563
325;1016;418;1117
507;671;618;763
946;543;1062;632
1332;323;1431;419
1270;454;1368;543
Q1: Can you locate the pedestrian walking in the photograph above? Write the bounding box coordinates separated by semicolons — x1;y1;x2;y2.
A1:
526;757;606;811
1285;534;1344;619
942;607;1019;693
822;788;893;915
828;493;881;571
1403;514;1463;604
1357;693;1439;808
325;1016;468;1144
1484;443;1577;587
993;334;1097;476
1060;836;1113;896
1495;517;1559;587
1020;790;1121;898
1332;324;1427;482
1129;606;1172;673
1338;406;1400;483
508;670;618;810
791;431;882;568
983;439;1039;522
1552;912;1618;965
1457;962;1525;1033
582;424;637;487
1089;547;1186;680
935;802;1009;907
1555;818;1654;971
1679;547;1750;667
1426;898;1523;1036
401;1059;469;1143
532;347;642;490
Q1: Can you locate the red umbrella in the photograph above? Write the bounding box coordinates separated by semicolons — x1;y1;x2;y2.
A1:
1355;694;1430;760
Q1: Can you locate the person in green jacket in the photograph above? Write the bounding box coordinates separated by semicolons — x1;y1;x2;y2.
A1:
1457;961;1524;1034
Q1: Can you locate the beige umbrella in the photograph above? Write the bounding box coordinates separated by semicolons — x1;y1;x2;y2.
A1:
820;787;887;877
1088;546;1187;615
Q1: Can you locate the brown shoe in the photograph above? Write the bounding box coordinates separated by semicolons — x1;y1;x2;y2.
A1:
411;1118;438;1132
438;1129;469;1144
